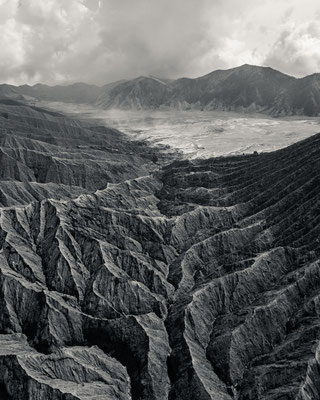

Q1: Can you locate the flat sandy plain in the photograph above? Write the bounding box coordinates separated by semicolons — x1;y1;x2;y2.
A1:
40;102;320;158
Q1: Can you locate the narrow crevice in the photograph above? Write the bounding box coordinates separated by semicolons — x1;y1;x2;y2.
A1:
0;383;12;400
84;327;144;400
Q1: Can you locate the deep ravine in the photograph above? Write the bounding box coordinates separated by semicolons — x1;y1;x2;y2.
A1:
0;101;320;399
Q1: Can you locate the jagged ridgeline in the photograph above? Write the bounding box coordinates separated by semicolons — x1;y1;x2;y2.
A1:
0;100;320;400
3;64;320;116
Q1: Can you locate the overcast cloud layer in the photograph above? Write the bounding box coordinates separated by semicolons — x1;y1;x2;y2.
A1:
1;0;320;85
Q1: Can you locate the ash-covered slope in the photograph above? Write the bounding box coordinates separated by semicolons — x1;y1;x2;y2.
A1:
0;99;320;400
0;101;158;206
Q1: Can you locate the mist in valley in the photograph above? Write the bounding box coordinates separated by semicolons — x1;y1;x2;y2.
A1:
39;101;320;158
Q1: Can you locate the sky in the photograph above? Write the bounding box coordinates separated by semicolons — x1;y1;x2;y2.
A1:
1;0;320;85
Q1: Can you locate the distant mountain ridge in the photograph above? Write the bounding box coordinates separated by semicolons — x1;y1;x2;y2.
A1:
2;64;320;116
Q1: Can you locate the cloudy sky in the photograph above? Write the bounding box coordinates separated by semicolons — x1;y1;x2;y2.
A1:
1;0;320;85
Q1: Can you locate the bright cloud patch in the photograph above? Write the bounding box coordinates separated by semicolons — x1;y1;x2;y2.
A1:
264;22;320;77
0;0;320;84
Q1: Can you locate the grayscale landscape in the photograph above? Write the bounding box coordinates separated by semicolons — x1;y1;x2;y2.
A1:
1;1;320;400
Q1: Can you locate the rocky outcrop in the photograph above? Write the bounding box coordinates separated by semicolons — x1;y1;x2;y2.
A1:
0;101;320;399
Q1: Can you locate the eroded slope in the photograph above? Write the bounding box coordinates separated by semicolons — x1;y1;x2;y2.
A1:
0;105;320;399
0;101;157;206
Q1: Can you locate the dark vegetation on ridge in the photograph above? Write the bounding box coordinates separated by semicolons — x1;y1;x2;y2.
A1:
0;100;319;399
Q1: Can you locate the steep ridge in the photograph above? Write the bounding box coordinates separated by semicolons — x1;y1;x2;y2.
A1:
0;101;159;206
0;98;320;399
158;134;320;399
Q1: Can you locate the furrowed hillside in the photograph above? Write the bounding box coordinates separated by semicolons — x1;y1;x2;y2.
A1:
0;101;319;399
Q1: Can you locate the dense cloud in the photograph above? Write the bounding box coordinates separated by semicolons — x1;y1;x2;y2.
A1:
264;21;320;77
0;0;319;85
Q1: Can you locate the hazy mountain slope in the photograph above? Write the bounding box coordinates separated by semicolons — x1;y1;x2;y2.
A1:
169;65;294;111
199;64;294;111
18;82;103;104
95;65;320;116
274;74;320;116
0;95;320;399
0;84;28;102
95;76;170;109
7;65;320;116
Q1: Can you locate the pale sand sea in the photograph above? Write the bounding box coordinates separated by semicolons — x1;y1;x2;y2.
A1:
39;102;320;158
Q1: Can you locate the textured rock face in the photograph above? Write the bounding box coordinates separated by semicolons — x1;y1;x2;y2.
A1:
0;334;131;400
158;135;320;399
0;101;320;399
0;102;158;206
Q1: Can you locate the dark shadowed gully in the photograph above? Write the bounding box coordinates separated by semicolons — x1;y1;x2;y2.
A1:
0;101;319;400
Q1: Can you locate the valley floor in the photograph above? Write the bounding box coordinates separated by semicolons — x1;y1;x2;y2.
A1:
37;101;320;158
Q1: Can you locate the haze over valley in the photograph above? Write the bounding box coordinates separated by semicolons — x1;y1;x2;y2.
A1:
38;103;320;158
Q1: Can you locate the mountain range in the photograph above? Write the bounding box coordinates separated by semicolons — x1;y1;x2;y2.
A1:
2;64;320;116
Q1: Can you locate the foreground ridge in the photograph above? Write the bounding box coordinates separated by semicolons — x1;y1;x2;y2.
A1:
0;103;320;399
